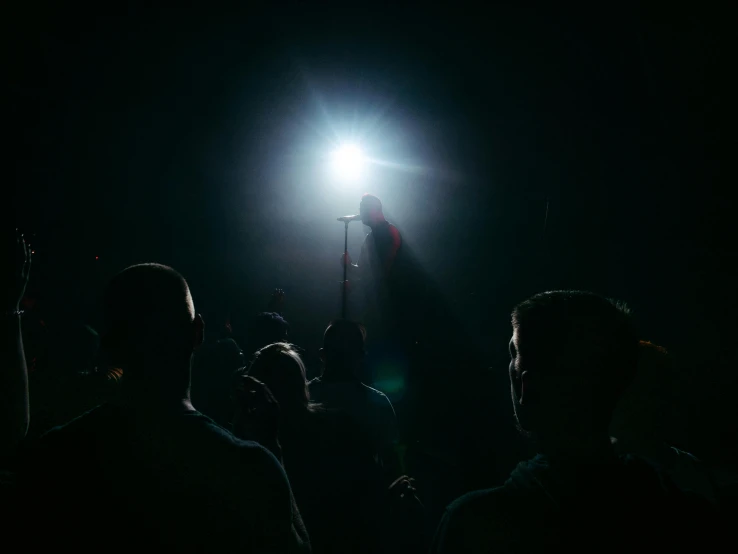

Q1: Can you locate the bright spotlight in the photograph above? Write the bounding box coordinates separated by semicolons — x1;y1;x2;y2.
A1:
330;144;365;181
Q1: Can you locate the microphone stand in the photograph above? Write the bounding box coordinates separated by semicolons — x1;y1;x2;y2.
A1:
337;215;360;319
342;220;349;319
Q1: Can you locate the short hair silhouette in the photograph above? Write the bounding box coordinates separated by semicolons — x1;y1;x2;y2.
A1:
511;290;638;427
102;263;196;381
323;320;366;360
246;343;309;411
360;193;382;211
360;194;385;225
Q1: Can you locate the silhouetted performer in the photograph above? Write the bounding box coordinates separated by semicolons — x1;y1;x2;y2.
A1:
344;194;402;336
17;264;309;553
432;291;715;554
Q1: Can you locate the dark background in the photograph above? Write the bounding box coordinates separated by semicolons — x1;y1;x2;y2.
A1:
8;3;737;468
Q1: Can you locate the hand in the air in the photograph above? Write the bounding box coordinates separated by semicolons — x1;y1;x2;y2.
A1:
232;375;280;450
388;475;418;501
267;288;285;313
4;230;32;311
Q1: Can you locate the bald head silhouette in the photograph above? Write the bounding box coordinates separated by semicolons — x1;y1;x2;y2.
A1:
103;264;203;387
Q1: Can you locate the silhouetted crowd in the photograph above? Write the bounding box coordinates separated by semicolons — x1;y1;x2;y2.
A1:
1;232;736;553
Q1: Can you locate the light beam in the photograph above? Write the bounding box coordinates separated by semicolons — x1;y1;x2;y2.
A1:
330;144;365;182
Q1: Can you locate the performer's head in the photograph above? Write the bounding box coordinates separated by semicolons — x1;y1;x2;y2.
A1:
360;194;385;227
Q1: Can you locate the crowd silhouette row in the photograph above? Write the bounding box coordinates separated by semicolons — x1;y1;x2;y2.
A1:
0;231;734;553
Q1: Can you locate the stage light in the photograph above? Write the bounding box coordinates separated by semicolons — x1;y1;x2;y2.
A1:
330;144;365;181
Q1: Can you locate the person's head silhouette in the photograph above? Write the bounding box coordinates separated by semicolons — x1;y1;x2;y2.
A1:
251;312;289;351
509;290;637;452
247;343;309;414
102;263;204;400
319;320;366;382
359;194;385;227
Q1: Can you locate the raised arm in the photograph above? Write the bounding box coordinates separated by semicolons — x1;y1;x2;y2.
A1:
0;231;32;458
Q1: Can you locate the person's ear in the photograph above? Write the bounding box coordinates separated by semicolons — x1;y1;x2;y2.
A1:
519;371;532;405
319;348;326;363
193;314;205;349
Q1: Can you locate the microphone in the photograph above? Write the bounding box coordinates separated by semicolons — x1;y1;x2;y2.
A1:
337;214;362;222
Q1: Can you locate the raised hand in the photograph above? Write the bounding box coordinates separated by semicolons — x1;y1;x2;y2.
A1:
5;230;31;312
267;288;285;314
388;475;419;501
1;229;32;454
